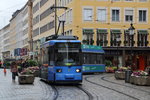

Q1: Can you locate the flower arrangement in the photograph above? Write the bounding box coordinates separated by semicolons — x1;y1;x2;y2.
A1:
117;67;128;72
105;67;114;73
28;66;39;71
20;68;34;75
20;66;39;75
131;71;148;76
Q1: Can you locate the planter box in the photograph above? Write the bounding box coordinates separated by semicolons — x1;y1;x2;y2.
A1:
130;76;135;84
133;76;150;86
115;71;125;80
33;70;39;77
18;74;35;84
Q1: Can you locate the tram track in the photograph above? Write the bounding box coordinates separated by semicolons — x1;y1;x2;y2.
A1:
40;79;59;100
101;75;150;94
51;85;59;100
76;85;94;100
85;76;140;100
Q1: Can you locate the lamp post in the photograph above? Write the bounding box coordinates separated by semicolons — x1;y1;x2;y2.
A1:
116;37;120;69
128;23;135;69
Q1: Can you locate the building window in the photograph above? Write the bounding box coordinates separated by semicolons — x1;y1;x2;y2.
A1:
125;0;133;1
139;0;147;2
33;28;40;37
82;29;94;45
33;15;39;25
112;0;120;1
40;5;55;21
97;8;106;22
137;30;148;46
33;3;39;14
112;9;120;22
83;8;93;21
139;10;147;22
40;0;48;7
97;29;108;46
125;10;133;22
110;30;122;46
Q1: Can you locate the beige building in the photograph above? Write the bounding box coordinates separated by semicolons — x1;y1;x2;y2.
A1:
0;24;10;60
0;2;30;60
32;0;150;70
32;0;55;59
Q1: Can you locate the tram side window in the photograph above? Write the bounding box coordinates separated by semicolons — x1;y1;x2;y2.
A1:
83;53;90;64
90;54;97;64
43;47;49;64
49;46;54;65
97;54;103;64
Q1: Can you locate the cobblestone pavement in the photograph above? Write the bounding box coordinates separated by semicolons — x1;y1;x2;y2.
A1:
82;73;150;100
1;69;150;100
0;69;54;100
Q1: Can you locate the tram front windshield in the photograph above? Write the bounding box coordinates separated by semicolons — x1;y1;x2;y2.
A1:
55;42;81;66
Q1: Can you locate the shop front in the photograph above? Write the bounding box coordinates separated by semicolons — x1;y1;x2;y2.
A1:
104;47;150;71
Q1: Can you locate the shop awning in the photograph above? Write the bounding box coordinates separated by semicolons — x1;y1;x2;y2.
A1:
111;29;122;34
83;29;94;34
97;29;108;34
138;30;148;34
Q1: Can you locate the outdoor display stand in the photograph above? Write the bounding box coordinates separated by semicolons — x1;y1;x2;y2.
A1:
18;74;34;84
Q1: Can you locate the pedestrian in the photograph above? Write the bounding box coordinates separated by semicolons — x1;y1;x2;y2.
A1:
10;62;18;80
3;67;7;76
0;60;2;68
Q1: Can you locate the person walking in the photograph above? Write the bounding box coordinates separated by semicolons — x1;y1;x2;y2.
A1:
10;62;18;80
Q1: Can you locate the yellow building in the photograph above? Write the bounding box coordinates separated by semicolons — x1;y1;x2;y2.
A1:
57;0;150;70
32;0;150;70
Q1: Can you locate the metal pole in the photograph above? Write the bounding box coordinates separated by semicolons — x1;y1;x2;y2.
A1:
130;35;133;69
55;0;57;36
117;43;119;69
62;21;65;35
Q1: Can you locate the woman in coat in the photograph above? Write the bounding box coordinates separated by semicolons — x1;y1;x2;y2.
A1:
10;62;18;80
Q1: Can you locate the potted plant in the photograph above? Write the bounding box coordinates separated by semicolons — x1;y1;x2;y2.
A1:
18;68;35;84
131;71;150;85
115;67;128;80
28;66;40;77
105;67;114;73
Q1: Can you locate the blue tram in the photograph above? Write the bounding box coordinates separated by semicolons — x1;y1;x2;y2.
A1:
82;44;105;74
40;35;82;83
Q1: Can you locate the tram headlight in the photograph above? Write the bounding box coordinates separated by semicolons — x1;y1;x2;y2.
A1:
76;69;81;73
56;69;62;73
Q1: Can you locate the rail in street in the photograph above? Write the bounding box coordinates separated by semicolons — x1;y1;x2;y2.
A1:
0;69;150;100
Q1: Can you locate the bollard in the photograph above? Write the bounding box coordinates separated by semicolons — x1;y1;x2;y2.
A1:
125;70;132;83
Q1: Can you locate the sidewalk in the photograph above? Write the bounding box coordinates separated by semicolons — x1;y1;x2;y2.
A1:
0;69;52;100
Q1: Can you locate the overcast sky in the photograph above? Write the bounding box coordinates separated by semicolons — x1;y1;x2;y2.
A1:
0;0;28;29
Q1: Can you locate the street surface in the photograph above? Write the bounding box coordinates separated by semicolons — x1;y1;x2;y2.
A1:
0;69;150;100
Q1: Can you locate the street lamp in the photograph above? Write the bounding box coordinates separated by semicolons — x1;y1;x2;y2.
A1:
128;23;135;69
116;36;120;69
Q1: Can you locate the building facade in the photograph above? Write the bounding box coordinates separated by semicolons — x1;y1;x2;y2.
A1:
55;0;150;70
0;3;29;60
32;0;55;60
0;0;150;70
0;24;11;60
